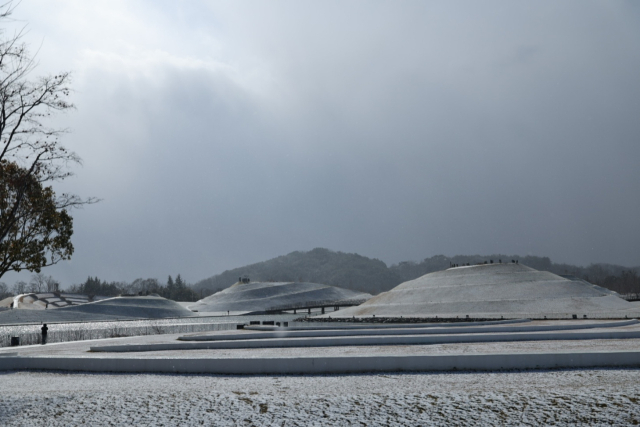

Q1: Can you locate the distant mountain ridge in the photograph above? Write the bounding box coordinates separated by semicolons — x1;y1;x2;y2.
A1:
193;248;398;296
193;248;640;297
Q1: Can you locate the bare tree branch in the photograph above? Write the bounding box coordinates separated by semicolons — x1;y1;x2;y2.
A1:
0;2;98;279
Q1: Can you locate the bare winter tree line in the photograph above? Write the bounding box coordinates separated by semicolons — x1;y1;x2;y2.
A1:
65;275;200;301
0;273;200;302
0;272;58;298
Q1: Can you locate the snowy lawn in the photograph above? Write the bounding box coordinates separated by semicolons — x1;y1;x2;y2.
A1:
1;368;639;426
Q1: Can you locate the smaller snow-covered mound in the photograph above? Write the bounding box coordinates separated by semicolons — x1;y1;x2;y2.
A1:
58;296;196;319
189;282;371;313
0;296;195;324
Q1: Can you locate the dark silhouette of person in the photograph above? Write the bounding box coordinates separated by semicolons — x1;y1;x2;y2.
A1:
41;323;48;345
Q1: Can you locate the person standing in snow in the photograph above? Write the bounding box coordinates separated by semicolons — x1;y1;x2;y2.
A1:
41;323;48;345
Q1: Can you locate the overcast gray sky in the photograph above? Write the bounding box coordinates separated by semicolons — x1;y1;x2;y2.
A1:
4;1;640;286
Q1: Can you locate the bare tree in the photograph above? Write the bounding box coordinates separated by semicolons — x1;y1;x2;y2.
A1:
45;274;58;292
11;278;25;294
0;280;9;298
28;272;46;292
0;2;97;279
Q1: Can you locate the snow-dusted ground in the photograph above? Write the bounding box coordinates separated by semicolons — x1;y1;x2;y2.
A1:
2;321;640;425
1;368;639;426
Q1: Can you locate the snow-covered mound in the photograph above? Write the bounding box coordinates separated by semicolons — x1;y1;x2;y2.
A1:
58;296;195;318
0;296;195;324
189;281;371;313
330;263;638;318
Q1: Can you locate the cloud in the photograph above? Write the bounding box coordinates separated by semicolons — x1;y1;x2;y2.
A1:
3;0;640;286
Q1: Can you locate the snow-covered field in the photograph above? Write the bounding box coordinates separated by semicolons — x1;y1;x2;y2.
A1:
1;368;639;426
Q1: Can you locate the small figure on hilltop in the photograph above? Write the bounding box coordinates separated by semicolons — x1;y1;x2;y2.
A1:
41;323;48;345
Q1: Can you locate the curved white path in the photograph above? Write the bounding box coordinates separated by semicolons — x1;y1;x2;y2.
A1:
92;326;640;353
181;319;638;341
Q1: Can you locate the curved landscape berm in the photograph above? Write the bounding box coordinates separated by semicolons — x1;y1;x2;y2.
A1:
3;318;640;375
